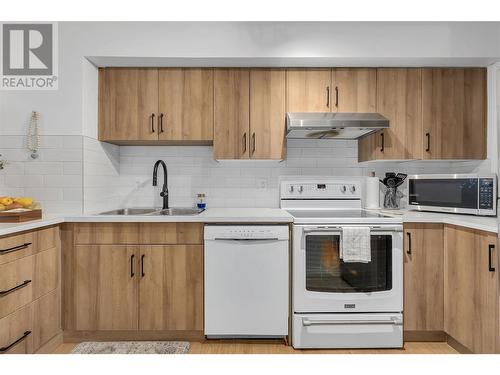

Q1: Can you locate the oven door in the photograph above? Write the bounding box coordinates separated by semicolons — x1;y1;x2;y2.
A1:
293;224;403;313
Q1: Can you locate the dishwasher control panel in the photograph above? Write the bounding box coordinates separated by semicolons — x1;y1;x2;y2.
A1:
204;225;289;241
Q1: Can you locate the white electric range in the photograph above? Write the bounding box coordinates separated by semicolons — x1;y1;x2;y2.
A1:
280;178;404;349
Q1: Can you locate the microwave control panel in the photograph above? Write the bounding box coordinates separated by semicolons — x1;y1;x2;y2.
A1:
479;178;495;210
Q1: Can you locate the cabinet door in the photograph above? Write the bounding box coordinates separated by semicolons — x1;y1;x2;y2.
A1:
98;68;158;142
74;245;138;331
444;226;499;353
158;68;214;142
403;224;444;333
139;245;203;331
332;69;377;112
422;68;486;160
250;69;286;159
471;231;499;353
376;69;422;160
213;69;250;159
32;288;60;352
286;69;332;112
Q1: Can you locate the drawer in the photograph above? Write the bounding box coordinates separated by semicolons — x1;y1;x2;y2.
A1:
35;226;59;253
0;256;34;319
0;231;35;265
34;247;59;299
74;223;140;244
0;304;34;354
139;223;203;244
33;288;61;352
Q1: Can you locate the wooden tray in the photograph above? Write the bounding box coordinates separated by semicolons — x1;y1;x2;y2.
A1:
0;209;42;223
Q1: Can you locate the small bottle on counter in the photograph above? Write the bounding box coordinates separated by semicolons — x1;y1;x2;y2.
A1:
197;193;206;210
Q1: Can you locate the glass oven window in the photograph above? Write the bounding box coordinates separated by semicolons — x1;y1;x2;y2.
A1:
305;234;392;293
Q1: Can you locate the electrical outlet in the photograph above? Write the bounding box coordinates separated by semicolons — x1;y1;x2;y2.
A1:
257;178;268;189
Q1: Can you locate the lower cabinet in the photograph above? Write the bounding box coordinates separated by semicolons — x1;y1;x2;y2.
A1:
403;224;444;336
139;245;203;331
444;225;499;353
63;223;204;339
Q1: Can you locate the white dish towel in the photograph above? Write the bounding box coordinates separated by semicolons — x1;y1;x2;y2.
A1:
340;227;371;263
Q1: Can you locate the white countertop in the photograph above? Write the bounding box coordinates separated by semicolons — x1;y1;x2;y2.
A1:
374;209;498;234
1;207;497;237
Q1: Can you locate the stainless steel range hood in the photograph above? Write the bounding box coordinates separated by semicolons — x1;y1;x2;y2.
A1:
286;112;389;139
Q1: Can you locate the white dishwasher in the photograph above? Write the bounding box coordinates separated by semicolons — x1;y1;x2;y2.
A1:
204;225;289;338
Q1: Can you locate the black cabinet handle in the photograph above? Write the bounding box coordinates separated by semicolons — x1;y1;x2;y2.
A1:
380;132;385;152
130;254;135;278
326;86;330;108
489;244;495;272
0;280;31;297
159;113;164;133
151;113;155;133
406;232;412;255
335;86;339;107
141;254;145;277
242;132;247;154
0;242;32;255
252;133;256;155
0;331;31;353
425;132;430;152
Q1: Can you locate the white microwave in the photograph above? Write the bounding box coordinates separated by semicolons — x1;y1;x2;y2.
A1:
408;174;497;216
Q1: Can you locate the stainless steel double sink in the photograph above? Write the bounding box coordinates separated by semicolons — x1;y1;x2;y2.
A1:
97;207;203;216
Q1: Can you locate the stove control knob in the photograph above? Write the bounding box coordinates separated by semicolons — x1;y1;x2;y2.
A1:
289;185;294;193
350;185;356;193
341;185;347;193
298;185;304;193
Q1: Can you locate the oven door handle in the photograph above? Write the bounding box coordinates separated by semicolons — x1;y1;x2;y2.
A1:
302;317;402;326
303;226;402;233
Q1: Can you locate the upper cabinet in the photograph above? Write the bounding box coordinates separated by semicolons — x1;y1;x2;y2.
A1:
332;69;377;112
422;68;486;160
99;68;159;142
213;69;250;159
213;68;286;160
98;68;214;144
359;67;487;162
286;68;377;113
286;69;332;112
250;69;286;159
158;68;214;142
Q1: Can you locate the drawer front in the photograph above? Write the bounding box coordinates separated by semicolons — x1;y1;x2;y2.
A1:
0;304;34;354
0;256;34;319
34;247;59;299
74;223;140;244
35;226;59;253
0;231;35;265
139;223;204;244
33;288;61;352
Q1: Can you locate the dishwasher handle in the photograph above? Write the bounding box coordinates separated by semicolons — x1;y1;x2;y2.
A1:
213;237;280;241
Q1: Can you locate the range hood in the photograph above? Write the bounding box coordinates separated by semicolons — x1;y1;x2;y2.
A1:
286;112;389;139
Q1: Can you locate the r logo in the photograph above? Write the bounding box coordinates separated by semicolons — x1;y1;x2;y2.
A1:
2;23;53;76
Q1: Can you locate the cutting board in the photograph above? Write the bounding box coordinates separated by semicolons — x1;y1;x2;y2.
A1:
0;209;42;223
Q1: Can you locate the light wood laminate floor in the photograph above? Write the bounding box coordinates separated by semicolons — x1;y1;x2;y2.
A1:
53;340;458;354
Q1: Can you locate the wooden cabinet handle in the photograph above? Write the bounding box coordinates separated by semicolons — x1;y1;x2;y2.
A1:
489;244;495;272
0;331;31;353
406;232;412;255
0;242;31;254
151;113;155;133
